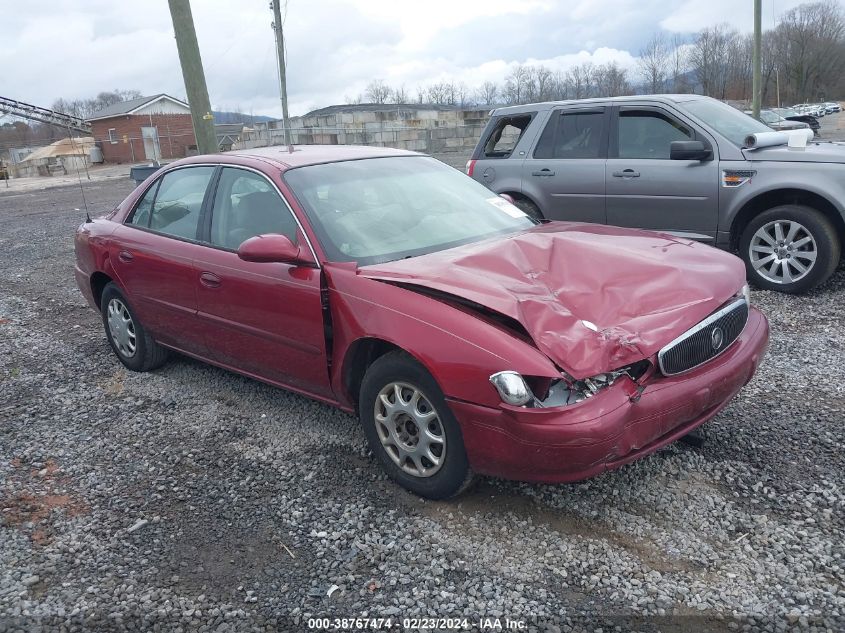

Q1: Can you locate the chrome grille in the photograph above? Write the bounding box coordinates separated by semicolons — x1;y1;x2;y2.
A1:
658;299;749;376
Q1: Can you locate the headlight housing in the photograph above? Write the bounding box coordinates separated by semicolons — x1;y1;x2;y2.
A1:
489;371;533;406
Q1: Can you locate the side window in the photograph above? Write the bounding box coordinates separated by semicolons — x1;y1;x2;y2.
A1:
534;110;605;159
148;166;215;240
618;110;694;159
209;168;299;250
483;114;533;158
128;181;159;227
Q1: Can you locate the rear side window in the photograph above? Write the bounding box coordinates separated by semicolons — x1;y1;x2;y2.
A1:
482;114;533;158
617;110;694;159
148;167;215;240
128;182;159;227
534;110;606;159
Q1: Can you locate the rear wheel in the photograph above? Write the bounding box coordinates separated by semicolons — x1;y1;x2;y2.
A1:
513;198;543;221
101;283;169;372
739;205;840;294
359;351;474;499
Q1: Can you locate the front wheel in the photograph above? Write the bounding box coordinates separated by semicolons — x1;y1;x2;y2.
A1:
359;351;474;499
739;205;840;294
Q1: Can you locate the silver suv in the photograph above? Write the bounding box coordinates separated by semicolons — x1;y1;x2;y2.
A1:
467;95;844;294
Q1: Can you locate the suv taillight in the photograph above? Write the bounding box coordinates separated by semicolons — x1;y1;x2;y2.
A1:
465;159;477;177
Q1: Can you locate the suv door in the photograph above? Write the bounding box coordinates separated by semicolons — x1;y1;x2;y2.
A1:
194;166;332;398
470;112;536;197
112;165;216;356
605;105;719;240
521;106;609;223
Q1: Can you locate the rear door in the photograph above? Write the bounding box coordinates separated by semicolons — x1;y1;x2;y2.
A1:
194;166;332;397
605;105;719;240
112;165;216;355
470;112;536;196
521;106;609;223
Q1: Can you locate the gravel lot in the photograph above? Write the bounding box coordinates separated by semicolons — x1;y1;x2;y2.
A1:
1;169;844;632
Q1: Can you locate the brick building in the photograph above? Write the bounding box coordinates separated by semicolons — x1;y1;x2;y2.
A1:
86;94;197;164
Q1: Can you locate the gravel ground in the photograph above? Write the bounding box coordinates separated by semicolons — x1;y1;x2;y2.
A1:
0;178;843;633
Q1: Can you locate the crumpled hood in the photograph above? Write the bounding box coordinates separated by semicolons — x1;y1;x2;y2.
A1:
359;223;746;378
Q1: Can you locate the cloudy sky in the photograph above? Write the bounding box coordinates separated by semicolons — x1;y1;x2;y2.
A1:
3;0;810;118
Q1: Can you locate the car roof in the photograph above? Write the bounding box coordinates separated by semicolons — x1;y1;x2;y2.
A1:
223;144;419;170
490;93;711;116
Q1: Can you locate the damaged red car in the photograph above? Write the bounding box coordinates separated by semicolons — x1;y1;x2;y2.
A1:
74;146;769;499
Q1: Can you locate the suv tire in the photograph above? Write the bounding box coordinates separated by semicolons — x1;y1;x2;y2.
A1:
739;204;840;294
513;198;543;221
359;351;474;499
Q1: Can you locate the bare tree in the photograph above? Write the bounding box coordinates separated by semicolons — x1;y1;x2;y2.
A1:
565;63;594;99
364;79;391;104
475;81;499;105
592;62;631;97
389;84;409;104
638;33;669;93
503;65;532;104
669;34;690;93
51;89;144;119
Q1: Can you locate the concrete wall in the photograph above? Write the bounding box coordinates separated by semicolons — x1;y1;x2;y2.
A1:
237;106;493;158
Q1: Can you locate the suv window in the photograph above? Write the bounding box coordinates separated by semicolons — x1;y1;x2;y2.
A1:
146;166;214;240
617;110;694;159
483;114;533;158
209;167;299;250
534;110;606;159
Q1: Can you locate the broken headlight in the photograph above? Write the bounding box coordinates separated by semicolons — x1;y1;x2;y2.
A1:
490;361;650;408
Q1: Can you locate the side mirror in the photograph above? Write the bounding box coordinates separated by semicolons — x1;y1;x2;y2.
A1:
237;234;301;264
670;140;712;161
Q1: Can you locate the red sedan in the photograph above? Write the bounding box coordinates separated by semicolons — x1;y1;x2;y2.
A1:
75;146;769;499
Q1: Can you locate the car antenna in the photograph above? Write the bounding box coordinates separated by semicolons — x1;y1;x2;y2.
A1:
66;125;92;222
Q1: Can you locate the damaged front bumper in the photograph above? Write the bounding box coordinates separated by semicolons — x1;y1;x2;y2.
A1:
448;307;769;484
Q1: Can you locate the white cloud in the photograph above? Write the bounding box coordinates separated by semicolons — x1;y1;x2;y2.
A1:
0;0;812;119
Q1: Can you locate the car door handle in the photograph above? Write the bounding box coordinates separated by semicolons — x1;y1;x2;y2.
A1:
532;169;555;177
199;272;221;288
118;250;134;262
612;169;640;178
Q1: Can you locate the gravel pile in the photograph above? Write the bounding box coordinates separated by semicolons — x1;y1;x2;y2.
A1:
1;180;843;632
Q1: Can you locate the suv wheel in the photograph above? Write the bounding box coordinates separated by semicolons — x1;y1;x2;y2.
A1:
513;198;543;221
739;204;840;294
359;351;474;499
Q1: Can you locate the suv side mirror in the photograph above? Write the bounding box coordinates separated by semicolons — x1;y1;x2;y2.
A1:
670;140;712;161
237;234;301;264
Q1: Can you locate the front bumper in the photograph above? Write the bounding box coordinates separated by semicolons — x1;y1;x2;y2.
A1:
449;307;769;483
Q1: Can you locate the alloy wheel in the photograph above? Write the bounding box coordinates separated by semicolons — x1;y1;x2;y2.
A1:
106;298;137;358
373;382;446;478
749;220;817;285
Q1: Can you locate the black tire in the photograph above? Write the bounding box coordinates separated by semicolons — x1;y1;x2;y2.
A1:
359;351;474;499
513;197;544;221
739;204;840;294
100;282;169;372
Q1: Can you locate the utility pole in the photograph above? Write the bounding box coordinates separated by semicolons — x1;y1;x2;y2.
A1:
271;0;292;146
752;0;762;118
168;0;218;155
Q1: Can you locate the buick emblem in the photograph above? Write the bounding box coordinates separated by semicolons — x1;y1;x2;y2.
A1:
711;326;725;350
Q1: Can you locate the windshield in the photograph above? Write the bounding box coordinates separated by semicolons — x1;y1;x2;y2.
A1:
685;98;772;146
284;156;536;265
776;108;799;117
759;110;781;124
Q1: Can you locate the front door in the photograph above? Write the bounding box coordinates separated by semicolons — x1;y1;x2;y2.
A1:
112;165;216;355
194;166;332;398
141;126;160;161
521;106;609;223
605;105;719;240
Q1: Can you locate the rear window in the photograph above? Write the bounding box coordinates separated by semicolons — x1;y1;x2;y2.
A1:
482;114;534;158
